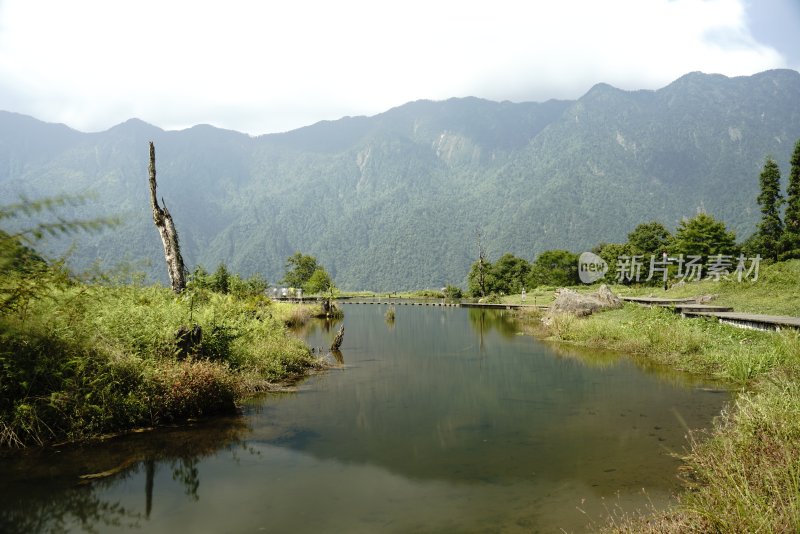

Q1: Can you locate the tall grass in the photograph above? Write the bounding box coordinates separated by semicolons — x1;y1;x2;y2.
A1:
678;377;800;532
530;261;800;532
544;304;800;384
614;259;800;316
0;281;317;448
605;378;800;533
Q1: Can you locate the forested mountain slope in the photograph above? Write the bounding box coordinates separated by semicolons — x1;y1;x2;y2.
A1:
2;69;799;290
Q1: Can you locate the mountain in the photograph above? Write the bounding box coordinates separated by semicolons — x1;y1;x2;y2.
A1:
2;70;800;290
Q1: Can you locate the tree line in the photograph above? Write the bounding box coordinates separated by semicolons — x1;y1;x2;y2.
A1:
188;252;334;297
748;139;800;260
466;139;800;296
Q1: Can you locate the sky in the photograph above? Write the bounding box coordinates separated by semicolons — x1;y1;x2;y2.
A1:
0;0;798;136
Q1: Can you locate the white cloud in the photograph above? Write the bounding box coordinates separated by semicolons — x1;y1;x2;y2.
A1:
0;0;788;135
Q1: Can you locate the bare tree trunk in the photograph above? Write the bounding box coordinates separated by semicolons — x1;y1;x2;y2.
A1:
148;142;186;293
331;324;344;351
476;229;487;297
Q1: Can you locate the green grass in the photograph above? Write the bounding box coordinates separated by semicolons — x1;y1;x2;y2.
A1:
539;304;800;383
0;282;319;448
610;259;800;316
603;377;800;533
517;260;800;532
503;259;800;315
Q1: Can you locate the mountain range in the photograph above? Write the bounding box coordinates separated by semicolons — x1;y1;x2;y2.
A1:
2;69;800;290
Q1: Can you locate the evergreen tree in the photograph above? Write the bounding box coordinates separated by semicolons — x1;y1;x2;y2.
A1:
211;263;231;293
756;157;783;260
781;139;800;259
188;265;211;290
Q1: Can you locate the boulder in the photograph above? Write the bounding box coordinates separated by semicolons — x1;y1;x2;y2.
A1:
548;284;622;317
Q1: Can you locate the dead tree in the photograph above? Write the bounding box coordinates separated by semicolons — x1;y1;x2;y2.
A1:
148;142;186;293
331;324;344;351
476;229;488;297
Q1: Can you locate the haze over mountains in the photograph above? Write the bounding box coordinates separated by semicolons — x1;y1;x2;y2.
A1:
2;69;800;290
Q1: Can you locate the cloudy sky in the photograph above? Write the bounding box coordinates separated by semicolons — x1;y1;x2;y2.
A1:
0;0;798;136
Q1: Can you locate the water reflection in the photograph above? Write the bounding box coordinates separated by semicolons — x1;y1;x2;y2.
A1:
246;306;729;530
291;315;343;336
467;307;519;339
0;417;249;533
0;306;730;533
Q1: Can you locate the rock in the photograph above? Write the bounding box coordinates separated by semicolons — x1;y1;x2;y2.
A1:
593;284;622;308
697;294;718;304
548;284;622;317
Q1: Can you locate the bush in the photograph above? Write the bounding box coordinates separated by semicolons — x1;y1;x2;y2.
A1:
443;285;463;299
0;279;316;447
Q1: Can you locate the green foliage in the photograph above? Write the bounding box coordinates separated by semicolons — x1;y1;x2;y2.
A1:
1;197;114;315
467;253;532;296
536;261;800;533
467;258;494;297
669;212;738;262
282;252;319;288
304;267;332;294
0;195;116;241
626;221;671;255
466;249;581;294
0;203;315;447
781;139;800;260
491;253;531;294
756;157;784;260
527;250;579;288
211;263;231;294
187;265;211;290
0;280;316;447
443;284;463;299
188;263;269;300
676;378;800;532
592;242;632;283
4;71;800;291
233;271;269;298
281;252;334;294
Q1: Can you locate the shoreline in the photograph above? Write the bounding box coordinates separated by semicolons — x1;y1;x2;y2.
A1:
510;279;800;532
0;283;330;450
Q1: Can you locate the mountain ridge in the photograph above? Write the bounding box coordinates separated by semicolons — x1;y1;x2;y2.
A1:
1;69;799;290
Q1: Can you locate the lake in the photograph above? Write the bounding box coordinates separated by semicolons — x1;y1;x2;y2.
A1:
0;303;729;533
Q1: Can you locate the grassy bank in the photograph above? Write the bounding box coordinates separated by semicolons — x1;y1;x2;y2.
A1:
0;279;322;448
516;260;800;531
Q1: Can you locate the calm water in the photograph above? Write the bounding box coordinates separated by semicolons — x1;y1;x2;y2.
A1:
0;304;729;533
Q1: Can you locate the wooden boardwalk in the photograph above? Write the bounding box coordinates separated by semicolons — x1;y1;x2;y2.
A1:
305;295;798;332
622;296;697;305
621;296;799;331
337;301;548;310
681;311;800;332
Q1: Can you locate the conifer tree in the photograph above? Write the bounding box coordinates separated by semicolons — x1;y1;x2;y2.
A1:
781;139;800;259
670;212;737;261
756;156;783;260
